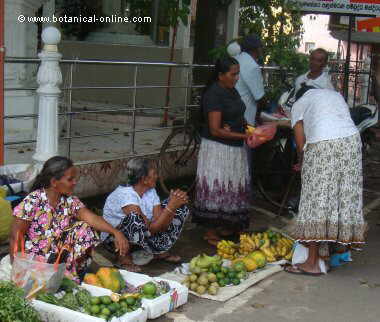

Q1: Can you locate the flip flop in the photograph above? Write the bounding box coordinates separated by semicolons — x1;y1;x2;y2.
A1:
284;265;323;276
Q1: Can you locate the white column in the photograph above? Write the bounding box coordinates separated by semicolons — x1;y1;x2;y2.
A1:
226;0;240;42
33;27;62;163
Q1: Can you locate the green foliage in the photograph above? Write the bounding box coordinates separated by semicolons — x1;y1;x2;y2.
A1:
238;0;309;100
0;281;42;322
127;0;152;35
239;0;305;70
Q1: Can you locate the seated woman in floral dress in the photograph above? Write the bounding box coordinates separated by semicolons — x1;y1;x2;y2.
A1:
102;158;189;271
10;156;128;283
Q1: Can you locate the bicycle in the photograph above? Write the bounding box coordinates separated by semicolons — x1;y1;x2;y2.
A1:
253;126;301;214
159;106;202;196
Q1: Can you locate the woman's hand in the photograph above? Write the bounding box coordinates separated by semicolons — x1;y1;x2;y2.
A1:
223;124;231;131
78;207;130;256
168;189;189;209
113;230;129;257
9;218;30;264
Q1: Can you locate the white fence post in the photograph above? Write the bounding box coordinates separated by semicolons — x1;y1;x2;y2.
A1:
32;27;62;163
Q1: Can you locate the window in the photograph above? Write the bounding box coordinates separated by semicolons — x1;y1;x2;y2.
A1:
305;42;316;53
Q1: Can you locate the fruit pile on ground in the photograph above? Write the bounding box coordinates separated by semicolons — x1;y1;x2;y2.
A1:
217;230;294;263
182;255;249;295
217;240;238;260
36;277;142;321
84;267;126;293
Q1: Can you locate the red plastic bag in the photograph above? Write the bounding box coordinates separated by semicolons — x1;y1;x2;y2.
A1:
246;123;277;148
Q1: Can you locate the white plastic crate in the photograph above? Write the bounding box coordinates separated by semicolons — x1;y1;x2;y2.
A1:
32;284;147;322
118;270;188;319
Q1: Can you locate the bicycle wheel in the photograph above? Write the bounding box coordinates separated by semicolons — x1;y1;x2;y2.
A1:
159;126;200;195
254;128;300;209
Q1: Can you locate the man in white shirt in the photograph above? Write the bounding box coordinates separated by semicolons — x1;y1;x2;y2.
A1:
295;48;334;92
234;34;266;125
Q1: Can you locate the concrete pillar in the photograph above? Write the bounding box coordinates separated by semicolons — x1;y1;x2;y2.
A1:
33;26;62;163
4;0;48;142
226;0;240;42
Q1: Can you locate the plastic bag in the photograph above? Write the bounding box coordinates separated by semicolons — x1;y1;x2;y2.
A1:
246;123;277;148
11;234;66;298
291;242;327;274
0;255;12;281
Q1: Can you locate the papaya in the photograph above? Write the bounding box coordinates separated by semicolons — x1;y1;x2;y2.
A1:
242;257;257;272
247;251;267;268
96;267;125;293
83;273;103;288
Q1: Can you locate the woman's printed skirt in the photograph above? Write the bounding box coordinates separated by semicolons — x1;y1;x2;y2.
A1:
193;138;251;230
104;200;189;254
292;133;366;247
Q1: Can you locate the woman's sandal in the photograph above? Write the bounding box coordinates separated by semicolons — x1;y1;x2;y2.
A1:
284;264;324;276
114;262;142;272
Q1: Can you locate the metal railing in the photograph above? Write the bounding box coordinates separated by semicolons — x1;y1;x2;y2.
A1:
3;57;376;162
4;58;214;159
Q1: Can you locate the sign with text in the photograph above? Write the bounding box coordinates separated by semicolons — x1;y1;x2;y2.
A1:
293;0;380;15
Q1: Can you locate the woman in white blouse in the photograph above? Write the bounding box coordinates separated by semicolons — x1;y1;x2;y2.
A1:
101;158;189;271
286;88;366;276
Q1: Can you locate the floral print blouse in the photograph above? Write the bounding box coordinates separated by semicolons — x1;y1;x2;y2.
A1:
13;189;85;257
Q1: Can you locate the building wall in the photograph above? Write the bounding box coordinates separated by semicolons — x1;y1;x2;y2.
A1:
298;14;339;55
59;41;194;110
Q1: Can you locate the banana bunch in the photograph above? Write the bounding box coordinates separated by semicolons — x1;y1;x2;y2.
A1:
251;230;294;262
239;234;257;255
217;240;237;260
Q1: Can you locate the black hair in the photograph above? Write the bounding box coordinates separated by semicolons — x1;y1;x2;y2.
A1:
311;48;329;64
30;156;74;192
203;56;239;96
126;158;157;186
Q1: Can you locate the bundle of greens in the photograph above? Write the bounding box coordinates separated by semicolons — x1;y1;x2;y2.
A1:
0;281;42;322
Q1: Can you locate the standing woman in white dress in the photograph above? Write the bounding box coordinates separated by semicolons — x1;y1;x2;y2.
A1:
285;88;366;276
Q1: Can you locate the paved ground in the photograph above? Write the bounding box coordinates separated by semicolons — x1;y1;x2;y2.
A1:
5;113;172;164
5;113;380;322
84;131;380;322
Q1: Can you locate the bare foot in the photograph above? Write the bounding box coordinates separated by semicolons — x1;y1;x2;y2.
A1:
116;254;142;272
296;262;322;274
154;253;182;263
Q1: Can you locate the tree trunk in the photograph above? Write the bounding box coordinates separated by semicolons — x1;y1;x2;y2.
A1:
162;23;179;126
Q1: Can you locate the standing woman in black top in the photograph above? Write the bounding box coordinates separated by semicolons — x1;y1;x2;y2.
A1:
193;57;251;245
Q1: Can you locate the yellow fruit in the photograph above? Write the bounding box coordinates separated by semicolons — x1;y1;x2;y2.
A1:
246;125;255;135
248;251;267;268
84;273;103;287
241;257;257;272
96;267;125;293
260;238;270;249
284;250;294;261
261;248;276;262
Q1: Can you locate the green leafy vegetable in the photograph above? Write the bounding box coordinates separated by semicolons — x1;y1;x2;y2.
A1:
0;281;42;322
